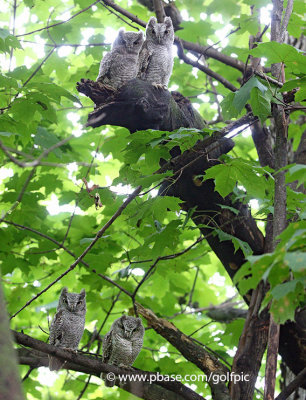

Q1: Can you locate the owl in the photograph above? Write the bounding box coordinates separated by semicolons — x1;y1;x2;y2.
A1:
96;29;144;89
49;287;86;371
137;16;174;88
102;315;145;387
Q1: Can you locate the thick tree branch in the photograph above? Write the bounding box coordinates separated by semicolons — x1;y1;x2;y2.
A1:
14;331;204;400
136;304;231;400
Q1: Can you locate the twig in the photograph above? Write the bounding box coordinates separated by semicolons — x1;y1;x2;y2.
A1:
99;1;139;30
76;374;92;400
16;0;101;37
0;168;36;222
176;39;238;92
20;40;110;47
0;134;74;168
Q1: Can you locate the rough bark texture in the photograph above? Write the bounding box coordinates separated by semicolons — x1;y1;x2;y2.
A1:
0;281;24;400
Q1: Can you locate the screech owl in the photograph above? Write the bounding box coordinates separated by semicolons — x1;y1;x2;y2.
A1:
49;287;86;371
102;315;145;387
137;16;174;88
96;29;144;89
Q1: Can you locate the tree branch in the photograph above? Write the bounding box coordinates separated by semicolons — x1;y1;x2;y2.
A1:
14;331;204;400
275;368;306;400
136;303;231;400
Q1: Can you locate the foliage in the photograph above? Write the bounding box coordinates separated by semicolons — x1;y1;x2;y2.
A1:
0;0;305;399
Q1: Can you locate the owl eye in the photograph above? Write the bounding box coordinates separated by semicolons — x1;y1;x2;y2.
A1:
134;40;139;45
63;298;67;303
151;28;156;35
77;300;82;305
165;30;169;34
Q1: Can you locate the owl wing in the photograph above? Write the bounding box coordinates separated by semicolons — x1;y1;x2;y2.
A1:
102;331;113;364
49;310;64;346
131;336;143;364
97;52;113;82
137;42;152;80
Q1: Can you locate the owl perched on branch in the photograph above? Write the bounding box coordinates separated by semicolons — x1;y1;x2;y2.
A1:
97;29;144;89
49;287;86;371
137;16;174;89
102;315;145;387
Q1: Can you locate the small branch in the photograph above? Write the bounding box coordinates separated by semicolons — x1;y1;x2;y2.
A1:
0;135;74;168
9;186;141;319
76;374;92;400
99;1;139;30
280;0;294;42
275;368;306;400
153;0;166;22
16;0;101;37
0;168;36;222
176;40;238;92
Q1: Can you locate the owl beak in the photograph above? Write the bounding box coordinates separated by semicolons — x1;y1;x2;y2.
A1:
125;329;133;339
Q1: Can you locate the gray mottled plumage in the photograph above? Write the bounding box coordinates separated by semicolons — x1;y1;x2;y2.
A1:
137;16;174;88
97;29;144;89
102;315;145;387
49;287;86;371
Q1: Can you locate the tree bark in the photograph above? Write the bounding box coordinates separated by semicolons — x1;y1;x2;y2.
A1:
0;280;24;400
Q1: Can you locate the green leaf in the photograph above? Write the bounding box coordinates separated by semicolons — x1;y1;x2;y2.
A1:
249;87;271;123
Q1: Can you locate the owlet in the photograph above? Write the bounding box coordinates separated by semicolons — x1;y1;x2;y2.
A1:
97;29;144;89
137;16;174;88
102;315;145;387
49;287;86;371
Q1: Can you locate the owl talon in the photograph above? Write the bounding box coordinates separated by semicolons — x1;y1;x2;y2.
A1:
152;83;167;90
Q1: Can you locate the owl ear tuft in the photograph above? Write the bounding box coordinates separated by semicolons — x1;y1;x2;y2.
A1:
137;31;144;39
164;16;173;27
61;287;68;295
121;315;127;321
147;17;157;27
118;28;125;38
79;289;86;298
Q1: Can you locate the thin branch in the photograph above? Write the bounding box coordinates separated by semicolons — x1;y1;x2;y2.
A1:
0;168;36;222
20;40;110;48
280;0;294;42
176;39;238;92
153;0;166;23
99;1;139;30
0;134;74;168
16;0;101;37
9;186;141;319
76;374;92;400
275;367;306;400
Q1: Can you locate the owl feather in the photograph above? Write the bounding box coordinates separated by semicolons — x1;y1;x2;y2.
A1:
49;287;86;371
97;29;144;89
138;16;174;88
102;315;145;387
